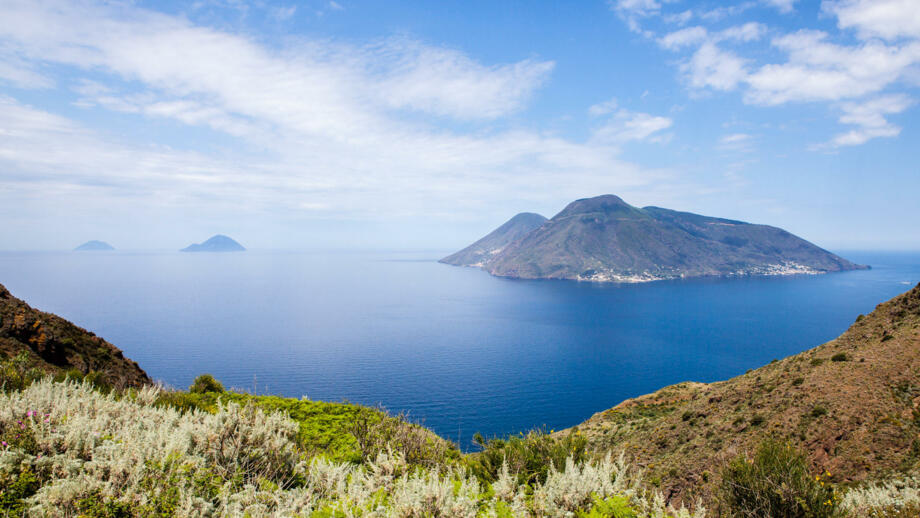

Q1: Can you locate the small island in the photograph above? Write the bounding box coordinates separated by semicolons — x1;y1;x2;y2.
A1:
180;234;246;252
73;240;115;251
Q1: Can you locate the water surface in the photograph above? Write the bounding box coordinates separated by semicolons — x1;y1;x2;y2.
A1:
0;250;916;448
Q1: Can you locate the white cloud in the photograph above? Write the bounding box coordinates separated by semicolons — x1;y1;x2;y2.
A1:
683;42;749;91
824;0;920;41
0;46;53;88
371;39;554;120
720;133;752;144
718;133;756;152
588;98;619;116
0;0;677;237
592;109;673;143
831;94;913;146
763;0;797;14
609;0;661;35
270;5;297;21
745;30;920;105
659;26;708;50
719;22;766;43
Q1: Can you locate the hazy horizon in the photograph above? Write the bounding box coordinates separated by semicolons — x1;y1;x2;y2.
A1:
1;0;918;251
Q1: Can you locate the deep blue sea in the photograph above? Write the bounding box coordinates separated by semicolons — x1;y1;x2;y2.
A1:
0;250;917;448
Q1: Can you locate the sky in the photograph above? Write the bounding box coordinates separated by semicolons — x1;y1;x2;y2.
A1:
0;0;917;251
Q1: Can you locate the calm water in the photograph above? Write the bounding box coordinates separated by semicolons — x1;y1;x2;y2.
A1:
1;250;917;448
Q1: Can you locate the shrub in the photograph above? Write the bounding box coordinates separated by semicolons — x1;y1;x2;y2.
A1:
749;414;765;427
577;494;638;517
792;377;805;386
0;378;707;517
719;438;841;518
812;405;828;418
189;374;224;394
466;428;588;486
831;353;848;362
0;352;44;392
0;467;41;516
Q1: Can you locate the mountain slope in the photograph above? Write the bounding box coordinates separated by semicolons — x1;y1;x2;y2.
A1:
440;212;547;267
181;234;246;252
74;240;115;251
571;282;920;505
447;195;864;282
0;283;149;388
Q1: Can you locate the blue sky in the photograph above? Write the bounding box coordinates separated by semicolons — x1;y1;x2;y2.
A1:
0;0;917;251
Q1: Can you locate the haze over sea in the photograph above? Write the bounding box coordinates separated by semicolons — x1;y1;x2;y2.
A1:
1;250;917;448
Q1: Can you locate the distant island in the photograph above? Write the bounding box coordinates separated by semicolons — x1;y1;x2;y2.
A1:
73;240;115;251
180;234;245;252
442;194;867;282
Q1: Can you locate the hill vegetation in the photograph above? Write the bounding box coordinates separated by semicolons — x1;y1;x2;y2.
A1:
444;195;865;282
571;282;920;510
0;283;148;389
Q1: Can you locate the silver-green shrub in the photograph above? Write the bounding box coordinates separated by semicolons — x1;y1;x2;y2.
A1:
0;379;707;517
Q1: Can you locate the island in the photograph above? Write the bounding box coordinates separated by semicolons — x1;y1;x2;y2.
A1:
180;234;246;252
441;194;867;282
73;240;115;251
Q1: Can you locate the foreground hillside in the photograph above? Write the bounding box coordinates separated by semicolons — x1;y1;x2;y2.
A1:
444;195;864;282
0;283;149;388
574;282;920;506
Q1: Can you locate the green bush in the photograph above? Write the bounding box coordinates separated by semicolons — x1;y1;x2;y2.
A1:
189;374;224;394
0;467;41;516
466;428;588;486
0;352;44;392
812;405;828;418
577;495;637;517
831;353;848;362
719;438;841;517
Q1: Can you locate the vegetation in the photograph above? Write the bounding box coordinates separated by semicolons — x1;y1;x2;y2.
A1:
0;282;149;388
0;371;702;517
719;438;841;517
573;283;920;505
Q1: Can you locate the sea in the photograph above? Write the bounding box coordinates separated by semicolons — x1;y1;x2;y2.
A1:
1;249;917;449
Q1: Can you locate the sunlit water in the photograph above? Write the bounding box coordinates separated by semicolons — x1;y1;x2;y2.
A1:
1;249;917;448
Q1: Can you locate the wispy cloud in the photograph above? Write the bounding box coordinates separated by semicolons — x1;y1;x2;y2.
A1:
831;94;914;146
639;0;919;148
0;0;676;239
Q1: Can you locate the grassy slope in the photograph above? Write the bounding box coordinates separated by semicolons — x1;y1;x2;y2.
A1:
0;283;149;388
157;389;458;465
571;283;920;505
